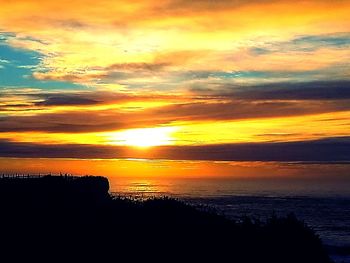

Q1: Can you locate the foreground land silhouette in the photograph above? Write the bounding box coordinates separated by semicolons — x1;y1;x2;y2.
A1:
0;175;332;262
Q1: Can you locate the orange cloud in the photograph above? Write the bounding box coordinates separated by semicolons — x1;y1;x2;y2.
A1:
1;0;349;88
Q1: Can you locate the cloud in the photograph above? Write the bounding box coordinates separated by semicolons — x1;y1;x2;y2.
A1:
0;109;162;133
0;113;134;133
32;62;172;84
0;101;350;138
1;80;350;134
192;80;350;101
251;33;350;55
0;59;10;64
1;1;350;89
0;99;348;134
35;96;99;106
105;62;170;71
148;137;350;162
0;89;171;109
0;137;349;162
0;90;181;133
150;100;350;124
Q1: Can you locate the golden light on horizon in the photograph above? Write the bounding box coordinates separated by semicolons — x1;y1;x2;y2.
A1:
108;127;178;148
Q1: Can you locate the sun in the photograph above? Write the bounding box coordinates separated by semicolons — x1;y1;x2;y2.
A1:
109;127;178;148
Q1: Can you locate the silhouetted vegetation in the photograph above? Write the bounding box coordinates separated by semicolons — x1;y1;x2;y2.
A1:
0;175;332;262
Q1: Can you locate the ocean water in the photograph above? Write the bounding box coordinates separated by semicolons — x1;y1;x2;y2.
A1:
109;177;350;263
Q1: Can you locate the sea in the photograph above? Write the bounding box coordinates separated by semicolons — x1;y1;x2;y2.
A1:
109;177;350;263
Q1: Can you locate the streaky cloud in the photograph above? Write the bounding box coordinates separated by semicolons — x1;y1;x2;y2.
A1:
251;32;350;55
35;95;100;106
0;137;349;162
191;80;350;100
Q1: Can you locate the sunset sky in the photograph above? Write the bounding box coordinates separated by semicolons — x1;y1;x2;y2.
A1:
0;0;349;178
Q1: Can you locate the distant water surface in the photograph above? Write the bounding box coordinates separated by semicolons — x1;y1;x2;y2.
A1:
109;177;350;198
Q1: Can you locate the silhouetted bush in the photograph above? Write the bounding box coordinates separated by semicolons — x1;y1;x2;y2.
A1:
0;176;332;263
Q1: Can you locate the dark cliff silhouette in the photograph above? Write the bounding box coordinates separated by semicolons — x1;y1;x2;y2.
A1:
0;175;331;262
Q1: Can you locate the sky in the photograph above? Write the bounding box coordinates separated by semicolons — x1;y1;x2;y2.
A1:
0;0;350;178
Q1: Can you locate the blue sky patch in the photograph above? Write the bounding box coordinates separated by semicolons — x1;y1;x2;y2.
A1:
0;38;84;90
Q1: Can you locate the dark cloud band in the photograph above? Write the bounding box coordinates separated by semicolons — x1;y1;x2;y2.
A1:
191;80;350;100
0;137;349;162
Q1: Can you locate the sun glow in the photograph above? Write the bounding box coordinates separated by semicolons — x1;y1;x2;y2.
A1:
109;127;178;148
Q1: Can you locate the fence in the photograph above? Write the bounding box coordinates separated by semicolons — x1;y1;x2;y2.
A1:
0;174;76;179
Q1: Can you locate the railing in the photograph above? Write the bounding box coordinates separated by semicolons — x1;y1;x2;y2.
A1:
0;174;77;179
